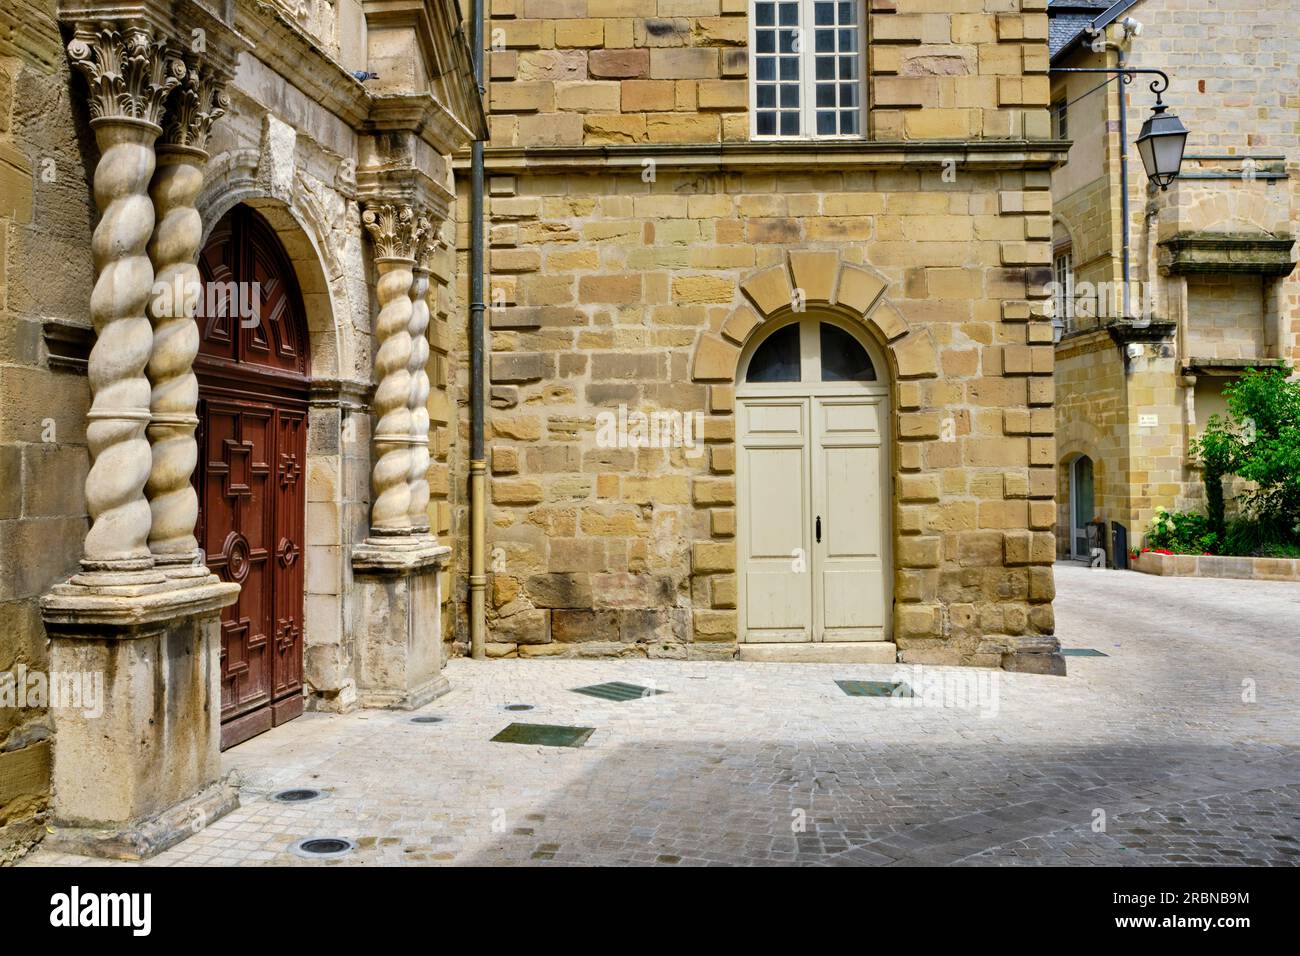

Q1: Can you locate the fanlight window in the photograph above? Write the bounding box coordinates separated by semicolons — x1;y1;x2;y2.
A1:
745;323;801;382
745;321;876;383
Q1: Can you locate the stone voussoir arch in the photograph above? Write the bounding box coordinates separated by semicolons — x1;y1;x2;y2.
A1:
689;251;939;384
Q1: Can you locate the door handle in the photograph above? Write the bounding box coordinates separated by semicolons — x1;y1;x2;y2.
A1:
815;515;822;543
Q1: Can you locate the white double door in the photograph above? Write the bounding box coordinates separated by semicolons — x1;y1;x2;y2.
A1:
737;391;890;643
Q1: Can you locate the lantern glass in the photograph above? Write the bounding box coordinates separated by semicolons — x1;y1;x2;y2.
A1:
1135;106;1189;189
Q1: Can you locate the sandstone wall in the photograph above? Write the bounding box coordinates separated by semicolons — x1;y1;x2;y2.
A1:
484;0;1051;147
0;7;86;864
454;162;1058;662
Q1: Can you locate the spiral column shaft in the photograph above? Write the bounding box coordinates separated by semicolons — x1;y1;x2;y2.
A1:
407;265;433;534
82;119;162;572
370;258;416;534
146;145;206;568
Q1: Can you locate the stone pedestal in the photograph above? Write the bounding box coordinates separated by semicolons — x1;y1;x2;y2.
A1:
40;576;239;859
353;537;452;709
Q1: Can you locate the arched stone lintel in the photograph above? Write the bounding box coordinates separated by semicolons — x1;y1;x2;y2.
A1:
689;254;939;383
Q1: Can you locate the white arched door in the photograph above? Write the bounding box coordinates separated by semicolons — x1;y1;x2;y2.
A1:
736;317;891;646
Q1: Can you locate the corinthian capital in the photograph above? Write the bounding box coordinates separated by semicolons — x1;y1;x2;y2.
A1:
362;201;431;261
66;21;184;127
162;57;230;150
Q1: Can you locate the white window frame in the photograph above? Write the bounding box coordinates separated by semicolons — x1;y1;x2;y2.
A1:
1052;246;1073;340
1052;98;1069;140
748;0;867;142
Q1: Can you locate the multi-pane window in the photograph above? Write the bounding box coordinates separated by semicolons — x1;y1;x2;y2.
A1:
1051;98;1069;139
1052;248;1073;339
752;0;865;139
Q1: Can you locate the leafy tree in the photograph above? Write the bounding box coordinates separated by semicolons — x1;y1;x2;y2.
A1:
1196;366;1300;548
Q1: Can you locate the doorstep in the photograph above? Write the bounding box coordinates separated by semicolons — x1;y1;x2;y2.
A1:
737;642;898;664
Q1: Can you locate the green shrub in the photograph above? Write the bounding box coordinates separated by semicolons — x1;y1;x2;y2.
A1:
1146;507;1219;554
1196;366;1300;554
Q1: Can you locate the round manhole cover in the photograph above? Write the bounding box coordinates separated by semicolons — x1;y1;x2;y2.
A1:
504;704;533;712
290;837;356;859
410;715;444;724
272;788;325;804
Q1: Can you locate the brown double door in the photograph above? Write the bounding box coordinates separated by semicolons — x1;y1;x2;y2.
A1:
194;206;310;750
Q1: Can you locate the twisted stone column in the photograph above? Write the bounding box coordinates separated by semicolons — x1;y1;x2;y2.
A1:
362;203;422;536
407;220;435;535
146;62;228;572
67;25;183;578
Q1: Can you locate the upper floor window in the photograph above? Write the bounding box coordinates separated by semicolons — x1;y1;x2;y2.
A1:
1051;98;1069;140
1052;246;1073;340
751;0;865;140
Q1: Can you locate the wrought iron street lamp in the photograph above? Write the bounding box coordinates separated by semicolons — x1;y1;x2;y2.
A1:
1051;67;1188;190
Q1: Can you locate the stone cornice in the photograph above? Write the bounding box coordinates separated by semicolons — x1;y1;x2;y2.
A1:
58;0;251;76
463;139;1071;174
1106;321;1177;346
235;0;370;128
356;164;453;220
1158;231;1297;277
367;91;476;156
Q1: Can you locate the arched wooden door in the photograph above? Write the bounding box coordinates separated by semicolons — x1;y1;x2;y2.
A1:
194;205;310;750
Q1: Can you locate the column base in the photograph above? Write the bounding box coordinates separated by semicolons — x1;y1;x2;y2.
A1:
40;573;239;859
353;537;452;709
44;774;239;861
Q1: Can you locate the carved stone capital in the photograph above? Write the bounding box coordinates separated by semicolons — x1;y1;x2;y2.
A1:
361;201;429;261
66;21;184;128
161;56;229;150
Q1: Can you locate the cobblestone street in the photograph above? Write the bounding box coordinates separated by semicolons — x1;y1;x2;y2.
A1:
28;565;1300;867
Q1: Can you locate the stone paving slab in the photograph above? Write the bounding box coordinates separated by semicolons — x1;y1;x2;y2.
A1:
24;565;1300;866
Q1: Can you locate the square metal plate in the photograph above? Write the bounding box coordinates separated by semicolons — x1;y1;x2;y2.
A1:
1061;648;1109;657
491;723;595;748
570;681;665;702
835;679;913;698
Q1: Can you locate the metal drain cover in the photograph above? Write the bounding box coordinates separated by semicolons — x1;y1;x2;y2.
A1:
1061;648;1109;657
491;722;594;748
410;715;445;724
571;681;665;702
273;788;325;803
835;679;913;698
290;837;356;859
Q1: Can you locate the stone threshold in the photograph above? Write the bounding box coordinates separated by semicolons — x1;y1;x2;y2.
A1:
737;642;898;664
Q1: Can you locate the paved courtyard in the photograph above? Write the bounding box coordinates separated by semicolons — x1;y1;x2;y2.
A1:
27;564;1300;866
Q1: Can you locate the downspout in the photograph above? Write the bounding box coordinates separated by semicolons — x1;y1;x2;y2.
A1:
1116;46;1132;318
468;0;487;660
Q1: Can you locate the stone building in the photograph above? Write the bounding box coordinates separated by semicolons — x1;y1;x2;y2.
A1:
1048;0;1298;560
467;0;1065;668
1;0;1065;863
0;0;482;859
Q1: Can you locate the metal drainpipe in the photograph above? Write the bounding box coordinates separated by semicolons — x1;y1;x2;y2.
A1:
468;0;487;660
1116;46;1132;319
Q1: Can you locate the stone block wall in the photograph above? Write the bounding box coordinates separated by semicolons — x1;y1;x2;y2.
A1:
455;161;1059;663
485;0;1051;147
0;9;89;862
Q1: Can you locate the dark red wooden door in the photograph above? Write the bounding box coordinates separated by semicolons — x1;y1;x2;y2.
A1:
194;206;309;750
